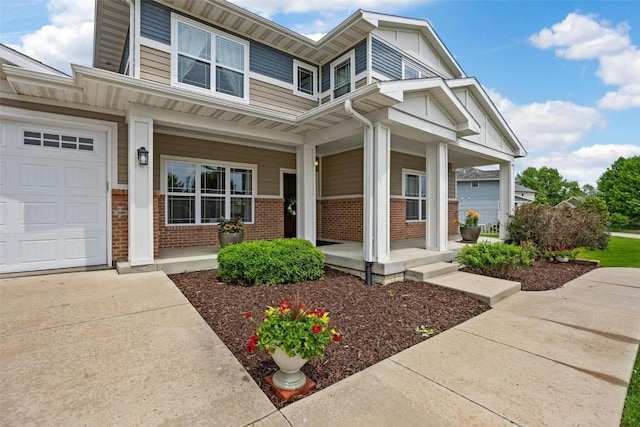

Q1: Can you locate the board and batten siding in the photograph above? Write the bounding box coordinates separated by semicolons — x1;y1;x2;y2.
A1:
321;148;363;197
0;98;128;185
140;45;170;85
153;133;295;196
249;79;318;114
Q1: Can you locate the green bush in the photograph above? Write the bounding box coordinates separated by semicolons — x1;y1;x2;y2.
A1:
455;242;531;279
217;238;325;285
506;204;609;251
611;212;630;230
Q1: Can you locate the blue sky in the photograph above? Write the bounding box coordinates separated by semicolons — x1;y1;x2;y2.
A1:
1;0;639;186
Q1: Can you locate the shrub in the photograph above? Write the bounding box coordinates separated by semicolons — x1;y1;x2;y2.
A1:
455;242;529;279
611;213;630;230
217;238;325;285
506;204;609;252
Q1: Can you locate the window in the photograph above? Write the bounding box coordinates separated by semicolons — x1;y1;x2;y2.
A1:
471;181;479;188
330;51;355;99
165;159;254;225
173;18;248;99
402;62;430;80
293;60;317;99
404;172;427;221
23;130;94;151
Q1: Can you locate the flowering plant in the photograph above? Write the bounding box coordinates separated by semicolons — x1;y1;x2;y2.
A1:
218;216;244;233
452;209;480;227
245;298;341;360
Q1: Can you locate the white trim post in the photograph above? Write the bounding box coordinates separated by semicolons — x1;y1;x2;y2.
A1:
128;115;154;266
373;123;390;262
499;161;515;240
296;144;316;245
426;142;448;251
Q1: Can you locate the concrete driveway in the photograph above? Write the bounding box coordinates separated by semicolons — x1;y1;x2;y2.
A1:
0;270;279;426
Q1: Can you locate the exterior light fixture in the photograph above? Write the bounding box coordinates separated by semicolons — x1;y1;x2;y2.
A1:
137;147;149;166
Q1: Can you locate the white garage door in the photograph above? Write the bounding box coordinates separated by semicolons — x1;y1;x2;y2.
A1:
0;118;108;273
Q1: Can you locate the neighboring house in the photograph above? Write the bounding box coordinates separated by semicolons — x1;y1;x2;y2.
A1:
0;0;526;275
556;196;584;209
456;167;535;227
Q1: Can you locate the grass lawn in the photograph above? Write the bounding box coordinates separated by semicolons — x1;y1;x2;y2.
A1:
577;236;640;268
622;350;640;427
480;231;499;238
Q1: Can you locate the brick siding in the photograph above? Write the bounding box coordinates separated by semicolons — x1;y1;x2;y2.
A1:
448;200;459;235
390;198;426;240
318;198;363;241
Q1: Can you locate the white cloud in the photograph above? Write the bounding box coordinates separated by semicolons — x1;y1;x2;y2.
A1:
487;89;605;153
302;33;326;42
521;144;640;185
9;0;94;74
229;0;426;19
530;13;640;110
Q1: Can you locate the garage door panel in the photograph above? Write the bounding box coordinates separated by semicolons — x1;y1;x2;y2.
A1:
0;117;109;273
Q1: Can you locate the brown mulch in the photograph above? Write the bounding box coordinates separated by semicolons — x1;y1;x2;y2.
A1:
169;267;490;408
169;261;595;407
460;259;597;291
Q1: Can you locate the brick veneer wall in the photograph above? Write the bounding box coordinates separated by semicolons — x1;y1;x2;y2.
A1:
448;200;459;236
111;189;128;263
157;197;284;248
318;198;363;241
390;198;426;240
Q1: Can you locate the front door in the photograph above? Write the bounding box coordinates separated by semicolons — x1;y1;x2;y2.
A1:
283;173;296;238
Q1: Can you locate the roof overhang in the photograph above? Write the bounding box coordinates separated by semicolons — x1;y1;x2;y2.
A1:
0;44;68;76
447;77;527;158
93;0;130;72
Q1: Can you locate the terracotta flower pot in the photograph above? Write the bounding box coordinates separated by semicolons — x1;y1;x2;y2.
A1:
218;231;244;248
271;347;308;391
460;226;481;243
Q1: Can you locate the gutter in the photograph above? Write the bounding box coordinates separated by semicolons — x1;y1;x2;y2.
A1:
344;99;374;286
124;0;135;77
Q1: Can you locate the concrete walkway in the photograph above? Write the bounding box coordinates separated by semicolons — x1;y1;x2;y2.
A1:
1;268;639;426
611;231;640;239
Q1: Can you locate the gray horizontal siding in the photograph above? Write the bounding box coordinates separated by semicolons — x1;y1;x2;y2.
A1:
372;37;402;80
321;64;330;93
140;0;171;45
355;39;367;74
249;41;294;84
320;39;367;93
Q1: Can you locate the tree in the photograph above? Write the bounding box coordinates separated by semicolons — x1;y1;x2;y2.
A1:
516;166;583;206
582;184;597;197
597;156;640;224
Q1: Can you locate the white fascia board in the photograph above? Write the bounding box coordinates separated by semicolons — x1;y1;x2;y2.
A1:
0;44;67;76
447;78;526;157
388;108;457;142
452;137;514;163
2;64;81;94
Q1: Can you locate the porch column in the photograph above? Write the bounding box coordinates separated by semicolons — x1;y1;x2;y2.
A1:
296;144;316;245
499;161;515;240
426;142;448;251
127;115;154;266
372;123;390;261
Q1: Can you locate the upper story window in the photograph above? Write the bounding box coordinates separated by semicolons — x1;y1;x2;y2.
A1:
471;181;480;188
330;51;355;99
403;171;427;221
293;59;317;99
172;17;249;101
403;62;430;80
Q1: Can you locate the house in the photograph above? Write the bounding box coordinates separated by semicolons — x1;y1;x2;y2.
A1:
0;0;526;278
556;196;584;209
456;167;535;228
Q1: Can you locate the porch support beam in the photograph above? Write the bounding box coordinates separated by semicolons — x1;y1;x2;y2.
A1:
296;144;316;245
372;123;391;261
426;142;448;251
127;114;154;266
499;161;515;240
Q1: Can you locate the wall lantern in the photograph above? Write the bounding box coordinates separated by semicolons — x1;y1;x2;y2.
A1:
137;147;149;166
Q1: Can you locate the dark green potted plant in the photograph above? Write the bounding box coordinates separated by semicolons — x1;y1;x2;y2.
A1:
217;216;244;248
455;209;481;243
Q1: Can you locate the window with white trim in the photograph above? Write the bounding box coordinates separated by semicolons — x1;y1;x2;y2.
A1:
471;181;479;188
404;172;427;221
293;60;317;98
173;17;248;99
402;62;430;80
165;159;254;225
330;51;355;99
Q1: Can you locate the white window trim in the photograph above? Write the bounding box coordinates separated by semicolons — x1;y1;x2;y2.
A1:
402;168;427;222
161;155;257;226
170;14;250;103
330;50;356;100
293;59;318;100
471;181;480;188
402;60;430;79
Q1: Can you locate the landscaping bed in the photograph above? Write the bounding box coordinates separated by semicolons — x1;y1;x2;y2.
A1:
170;267;490;408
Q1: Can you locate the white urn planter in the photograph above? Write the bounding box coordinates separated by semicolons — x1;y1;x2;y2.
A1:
555;255;570;263
271;347;308;390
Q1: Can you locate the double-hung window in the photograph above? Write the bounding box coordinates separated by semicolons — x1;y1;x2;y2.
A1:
404;171;427;221
293;60;317;99
330;51;355;99
174;18;248;99
165;159;254;225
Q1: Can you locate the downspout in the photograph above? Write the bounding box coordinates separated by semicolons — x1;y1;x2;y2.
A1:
124;0;135;77
345;99;374;286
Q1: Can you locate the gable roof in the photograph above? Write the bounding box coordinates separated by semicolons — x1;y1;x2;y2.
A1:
456;167;499;180
94;1;465;77
0;43;67;77
515;184;536;193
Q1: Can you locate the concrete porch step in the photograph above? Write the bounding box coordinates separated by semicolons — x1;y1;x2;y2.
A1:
405;262;460;282
425;271;521;307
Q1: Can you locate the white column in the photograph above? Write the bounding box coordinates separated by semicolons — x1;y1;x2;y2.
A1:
373;123;390;262
499;161;515;240
426;142;448;251
128;115;154;266
296;144;316;245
